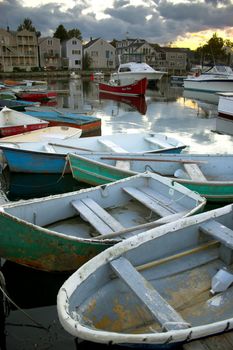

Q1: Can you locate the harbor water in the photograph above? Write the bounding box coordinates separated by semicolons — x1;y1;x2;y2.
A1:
0;77;233;350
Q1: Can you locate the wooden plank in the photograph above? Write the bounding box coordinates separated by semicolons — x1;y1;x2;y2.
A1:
184;332;233;350
72;199;124;235
144;136;170;148
184;163;207;182
199;220;233;249
81;198;124;232
123;186;175;217
98;139;128;153
139;186;185;213
110;256;190;331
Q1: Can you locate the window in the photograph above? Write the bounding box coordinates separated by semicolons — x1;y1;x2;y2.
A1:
75;60;81;65
48;40;53;45
91;51;98;57
106;50;109;59
72;50;81;55
72;40;77;45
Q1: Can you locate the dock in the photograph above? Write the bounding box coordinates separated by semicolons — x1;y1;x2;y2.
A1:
183;331;233;350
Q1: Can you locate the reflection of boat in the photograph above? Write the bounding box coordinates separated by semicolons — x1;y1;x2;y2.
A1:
218;93;233;119
99;78;147;96
7;172;84;200
170;75;186;84
68;152;233;202
57;204;233;347
99;92;147;114
0;172;205;272
111;62;166;85
70;71;80;79
183;65;233;92
183;89;219;104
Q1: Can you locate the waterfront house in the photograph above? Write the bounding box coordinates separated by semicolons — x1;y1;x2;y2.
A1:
39;36;61;70
61;37;82;70
83;38;116;70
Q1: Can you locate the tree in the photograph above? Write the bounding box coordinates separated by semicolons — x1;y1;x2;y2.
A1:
67;29;82;41
195;33;229;65
82;52;92;70
17;18;37;32
53;25;68;41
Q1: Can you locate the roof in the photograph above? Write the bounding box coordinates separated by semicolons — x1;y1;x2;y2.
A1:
83;38;100;49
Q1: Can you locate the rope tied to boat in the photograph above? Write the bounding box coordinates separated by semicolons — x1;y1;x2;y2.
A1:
0;271;49;331
57;157;69;183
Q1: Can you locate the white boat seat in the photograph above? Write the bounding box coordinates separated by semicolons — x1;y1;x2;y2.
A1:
110;256;191;331
199;220;233;249
98;139;128;153
44;144;56;153
183;163;207;182
71;198;124;236
144;137;170;149
115;160;131;170
123;186;185;217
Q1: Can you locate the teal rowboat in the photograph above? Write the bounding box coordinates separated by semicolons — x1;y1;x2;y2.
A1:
67;152;233;202
0;172;205;272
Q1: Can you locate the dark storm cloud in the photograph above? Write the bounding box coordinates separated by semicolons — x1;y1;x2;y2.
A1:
0;0;232;45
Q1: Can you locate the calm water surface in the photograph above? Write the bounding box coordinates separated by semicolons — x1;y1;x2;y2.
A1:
0;77;233;350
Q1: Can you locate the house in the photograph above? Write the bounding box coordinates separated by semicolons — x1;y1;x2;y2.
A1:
39;36;61;70
155;47;189;74
83;38;116;69
61;37;82;70
0;27;39;72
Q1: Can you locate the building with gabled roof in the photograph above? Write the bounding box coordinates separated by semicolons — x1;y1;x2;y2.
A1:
83;37;116;69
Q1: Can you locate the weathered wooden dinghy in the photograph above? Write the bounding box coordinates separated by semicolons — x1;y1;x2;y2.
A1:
0;132;186;173
67;152;233;202
57;204;233;346
0;173;205;272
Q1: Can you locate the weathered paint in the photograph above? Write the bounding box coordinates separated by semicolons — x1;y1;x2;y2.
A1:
0;211;114;272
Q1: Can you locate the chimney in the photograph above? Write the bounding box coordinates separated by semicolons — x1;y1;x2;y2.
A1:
7;26;9;32
90;37;92;41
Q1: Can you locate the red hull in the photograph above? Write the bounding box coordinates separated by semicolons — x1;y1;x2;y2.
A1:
47;120;101;137
16;91;57;102
99;92;147;115
99;78;147;96
0;123;49;137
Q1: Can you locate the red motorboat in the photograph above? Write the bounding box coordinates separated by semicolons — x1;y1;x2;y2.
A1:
99;92;147;115
99;78;147;96
15;90;57;102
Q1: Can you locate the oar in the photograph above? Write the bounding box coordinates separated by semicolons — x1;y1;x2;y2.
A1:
100;156;207;164
93;211;188;240
48;142;92;152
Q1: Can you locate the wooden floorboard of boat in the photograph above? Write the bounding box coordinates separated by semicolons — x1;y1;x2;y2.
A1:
183;330;233;350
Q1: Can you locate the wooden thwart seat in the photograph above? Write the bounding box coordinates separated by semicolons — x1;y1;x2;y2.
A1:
199;220;233;249
184;163;207;182
144;136;170;149
72;198;124;236
98;139;128;153
110;256;190;331
123;186;185;217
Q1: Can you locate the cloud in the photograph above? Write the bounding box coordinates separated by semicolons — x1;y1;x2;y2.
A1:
0;0;232;46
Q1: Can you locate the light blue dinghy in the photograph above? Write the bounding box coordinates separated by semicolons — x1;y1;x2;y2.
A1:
57;204;233;347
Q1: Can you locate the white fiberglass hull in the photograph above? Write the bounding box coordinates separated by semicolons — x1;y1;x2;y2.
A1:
112;71;165;84
218;95;233;119
184;79;233;93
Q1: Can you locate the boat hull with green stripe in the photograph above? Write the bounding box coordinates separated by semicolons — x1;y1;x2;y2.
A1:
67;152;233;202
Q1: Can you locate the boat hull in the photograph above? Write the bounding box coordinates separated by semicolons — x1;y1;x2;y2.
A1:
0;123;48;137
99;78;148;96
183;79;233;92
218;95;233;120
68;153;233;202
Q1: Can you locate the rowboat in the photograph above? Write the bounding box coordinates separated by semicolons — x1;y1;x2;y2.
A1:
15;90;57;102
0;106;48;137
57;204;233;346
24;109;101;136
67;152;233;202
0;132;186;174
1;126;82;142
99;78;148;96
0;99;40;111
0;172;205;272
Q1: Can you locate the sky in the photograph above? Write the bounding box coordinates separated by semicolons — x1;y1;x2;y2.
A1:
0;0;233;49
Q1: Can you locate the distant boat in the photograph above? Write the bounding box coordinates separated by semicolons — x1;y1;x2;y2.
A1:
0;99;40;111
0;172;205;272
67;152;233;202
111;62;167;85
0;107;48;137
57;204;233;346
99;91;147;114
15;90;57;102
0;132;186;173
99;78;147;96
24;109;101;137
183;65;233;92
